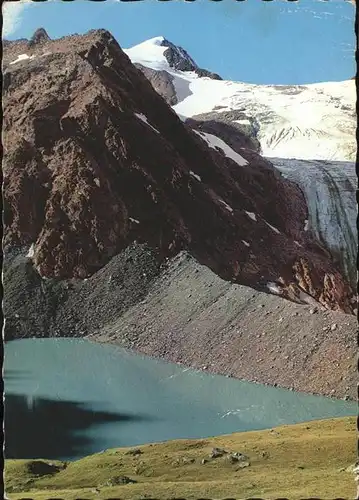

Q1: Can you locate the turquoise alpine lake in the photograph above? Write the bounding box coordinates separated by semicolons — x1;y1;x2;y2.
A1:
4;338;356;461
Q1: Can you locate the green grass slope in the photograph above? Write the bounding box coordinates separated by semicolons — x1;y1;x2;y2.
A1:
5;417;356;499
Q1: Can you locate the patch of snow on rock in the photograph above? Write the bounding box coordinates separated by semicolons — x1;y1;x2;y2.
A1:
26;243;35;259
135;113;160;134
194;130;248;166
177;113;187;122
264;221;281;234
10;53;35;65
219;199;233;213
245;211;257;222
234;119;251;125
189;170;201;182
267;282;282;295
171;74;193;102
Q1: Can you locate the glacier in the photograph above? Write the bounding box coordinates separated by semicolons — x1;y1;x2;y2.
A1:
271;157;357;288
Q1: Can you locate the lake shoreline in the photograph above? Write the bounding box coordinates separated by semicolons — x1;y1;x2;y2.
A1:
5;338;356;462
85;250;356;402
89;335;356;403
6;329;356;403
4;245;356;402
6;333;356;403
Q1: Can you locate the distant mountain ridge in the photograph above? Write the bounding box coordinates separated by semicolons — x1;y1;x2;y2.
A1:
124;36;356;163
124;35;222;80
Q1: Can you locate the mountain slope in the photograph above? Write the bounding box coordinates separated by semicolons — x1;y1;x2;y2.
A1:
92;250;356;400
4;243;356;399
186;114;357;290
3;29;355;315
123;37;357;293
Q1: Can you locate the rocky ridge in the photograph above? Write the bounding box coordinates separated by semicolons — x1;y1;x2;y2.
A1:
3;29;355;315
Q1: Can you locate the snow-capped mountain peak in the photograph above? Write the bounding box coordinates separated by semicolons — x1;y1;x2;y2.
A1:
124;37;222;79
125;37;355;162
160;38;198;72
124;36;169;71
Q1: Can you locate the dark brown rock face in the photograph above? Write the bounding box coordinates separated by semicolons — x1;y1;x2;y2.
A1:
134;63;178;105
28;28;51;47
2;29;355;313
186;113;261;154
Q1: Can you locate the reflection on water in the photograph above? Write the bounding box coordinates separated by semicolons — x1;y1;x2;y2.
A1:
5;393;154;460
4;338;356;461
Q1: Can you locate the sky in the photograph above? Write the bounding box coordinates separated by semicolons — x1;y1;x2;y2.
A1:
2;0;356;85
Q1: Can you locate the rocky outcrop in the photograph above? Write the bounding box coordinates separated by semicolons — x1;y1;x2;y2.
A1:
28;28;51;47
186;110;262;153
160;38;222;80
134;63;178;105
185;116;356;297
2;29;356;314
3;244;161;339
2;29;51;64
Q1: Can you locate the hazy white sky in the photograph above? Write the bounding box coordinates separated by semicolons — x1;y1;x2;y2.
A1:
3;0;34;38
